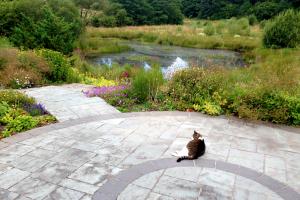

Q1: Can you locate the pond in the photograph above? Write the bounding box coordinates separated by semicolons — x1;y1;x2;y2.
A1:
88;42;245;78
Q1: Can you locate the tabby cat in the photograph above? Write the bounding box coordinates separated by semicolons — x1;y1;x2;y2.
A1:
174;130;206;162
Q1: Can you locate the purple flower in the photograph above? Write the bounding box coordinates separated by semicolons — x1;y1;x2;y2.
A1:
23;103;48;116
83;85;128;98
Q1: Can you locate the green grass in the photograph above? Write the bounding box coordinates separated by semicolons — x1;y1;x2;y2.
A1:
85;19;262;52
0;37;12;48
78;36;132;57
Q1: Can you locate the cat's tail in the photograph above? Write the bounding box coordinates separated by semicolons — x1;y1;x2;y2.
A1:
177;156;194;162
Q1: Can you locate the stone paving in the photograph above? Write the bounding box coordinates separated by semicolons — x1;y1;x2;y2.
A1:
120;167;282;200
0;110;300;199
23;84;120;122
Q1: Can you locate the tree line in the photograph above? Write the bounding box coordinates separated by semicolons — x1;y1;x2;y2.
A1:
0;0;299;53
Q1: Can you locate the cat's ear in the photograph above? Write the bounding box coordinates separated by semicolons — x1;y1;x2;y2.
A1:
194;130;198;134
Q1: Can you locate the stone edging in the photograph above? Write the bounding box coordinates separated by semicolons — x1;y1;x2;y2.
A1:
1;111;299;148
92;158;300;200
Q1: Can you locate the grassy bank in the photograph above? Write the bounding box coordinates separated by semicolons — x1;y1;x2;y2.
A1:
85;19;262;52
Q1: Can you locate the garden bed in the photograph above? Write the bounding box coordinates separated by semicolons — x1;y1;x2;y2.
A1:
0;90;56;139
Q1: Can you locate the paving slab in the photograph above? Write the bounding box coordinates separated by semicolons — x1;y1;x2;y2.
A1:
0;110;299;200
23;84;120;122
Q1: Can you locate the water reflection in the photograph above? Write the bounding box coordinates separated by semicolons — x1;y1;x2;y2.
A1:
88;42;245;78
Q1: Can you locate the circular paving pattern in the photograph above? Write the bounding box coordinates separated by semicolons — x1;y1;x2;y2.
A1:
92;158;300;200
1;111;300;200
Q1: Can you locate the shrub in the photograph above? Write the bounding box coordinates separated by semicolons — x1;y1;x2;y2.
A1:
1;0;82;54
2;115;38;137
0;48;49;88
91;15;117;27
0;102;10;118
253;1;288;21
39;49;71;82
263;10;300;48
248;15;258;26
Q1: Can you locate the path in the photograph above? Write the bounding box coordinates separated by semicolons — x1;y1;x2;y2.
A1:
23;84;120;122
0;112;299;200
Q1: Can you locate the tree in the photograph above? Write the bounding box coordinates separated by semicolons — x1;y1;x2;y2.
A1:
114;0;153;25
263;9;300;48
150;0;183;24
182;0;202;18
10;6;79;54
1;0;83;54
253;1;290;20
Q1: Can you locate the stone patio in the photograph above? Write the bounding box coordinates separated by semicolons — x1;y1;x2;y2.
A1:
0;112;299;200
0;85;299;200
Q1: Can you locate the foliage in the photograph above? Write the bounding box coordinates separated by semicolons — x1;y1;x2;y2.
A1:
253;1;289;21
23;103;48;116
86;21;260;51
203;23;215;36
166;48;300;125
0;90;35;108
113;0;183;25
2;115;38;137
38;49;72;82
182;0;294;20
0;0;83;54
263;9;300;48
0;48;50;88
248;15;258;26
78;37;131;56
91;15;117;27
0;102;10;118
228;18;250;36
35;115;57;126
0;91;55;138
0;37;12;48
132;67;164;102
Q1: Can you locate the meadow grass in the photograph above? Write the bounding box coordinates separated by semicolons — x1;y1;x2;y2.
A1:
85;19;262;51
78;36;132;57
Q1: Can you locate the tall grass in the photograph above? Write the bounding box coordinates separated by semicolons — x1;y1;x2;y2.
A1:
85;19;261;51
132;67;164;102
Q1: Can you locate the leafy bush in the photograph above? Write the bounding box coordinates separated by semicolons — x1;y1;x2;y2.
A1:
39;49;72;82
0;0;82;54
253;1;288;21
248;15;258;26
91;15;117;27
263;10;300;48
2;115;38;137
0;90;35;108
0;102;10;118
132;68;164;102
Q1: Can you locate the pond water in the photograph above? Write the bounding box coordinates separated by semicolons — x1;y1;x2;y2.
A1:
88;42;245;78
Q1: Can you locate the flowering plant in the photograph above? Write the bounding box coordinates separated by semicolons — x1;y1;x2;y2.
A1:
83;85;128;98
